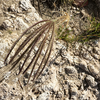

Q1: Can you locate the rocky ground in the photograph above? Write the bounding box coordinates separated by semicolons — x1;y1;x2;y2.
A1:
0;0;100;100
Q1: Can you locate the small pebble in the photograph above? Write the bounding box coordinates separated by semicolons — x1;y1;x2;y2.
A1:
64;66;78;77
86;75;97;87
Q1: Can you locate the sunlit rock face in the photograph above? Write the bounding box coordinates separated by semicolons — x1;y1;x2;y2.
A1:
0;0;100;100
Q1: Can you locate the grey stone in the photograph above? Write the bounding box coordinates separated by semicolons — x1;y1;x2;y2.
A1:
70;84;78;99
74;57;89;72
37;92;50;100
2;20;12;28
64;66;78;77
86;75;97;87
88;64;99;77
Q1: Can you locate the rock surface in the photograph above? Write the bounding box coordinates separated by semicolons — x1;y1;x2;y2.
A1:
0;0;100;100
